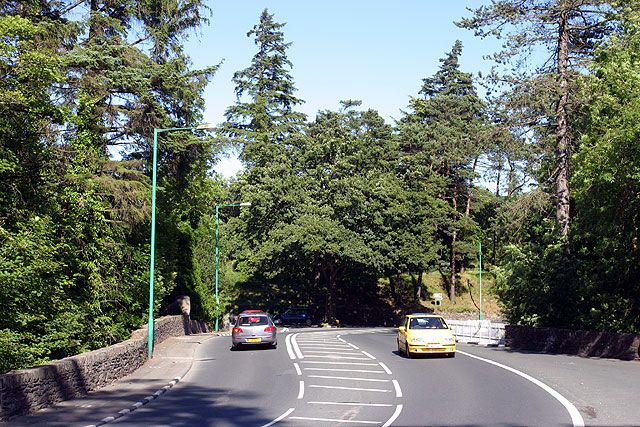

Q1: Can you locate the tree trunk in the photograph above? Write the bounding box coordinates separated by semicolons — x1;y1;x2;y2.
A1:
555;8;571;242
324;261;338;325
410;270;424;301
450;191;458;304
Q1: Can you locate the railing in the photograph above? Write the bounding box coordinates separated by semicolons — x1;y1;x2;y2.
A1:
446;319;506;346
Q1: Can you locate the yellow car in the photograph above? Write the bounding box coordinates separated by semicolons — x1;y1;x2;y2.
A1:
397;313;456;358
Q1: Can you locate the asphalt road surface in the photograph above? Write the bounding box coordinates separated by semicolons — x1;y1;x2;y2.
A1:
111;328;580;426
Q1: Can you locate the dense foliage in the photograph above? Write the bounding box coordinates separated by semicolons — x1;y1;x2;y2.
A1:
2;2;640;372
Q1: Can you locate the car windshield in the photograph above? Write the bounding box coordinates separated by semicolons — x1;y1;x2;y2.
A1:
409;317;447;329
288;309;308;314
238;316;268;326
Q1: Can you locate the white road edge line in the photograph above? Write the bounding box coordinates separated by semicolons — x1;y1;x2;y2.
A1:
292;333;304;359
378;362;392;375
298;380;305;399
348;343;360;350
392;379;402;397
361;350;376;359
382;404;403;427
457;350;585;427
260;407;295;427
285;334;295;360
294;362;302;376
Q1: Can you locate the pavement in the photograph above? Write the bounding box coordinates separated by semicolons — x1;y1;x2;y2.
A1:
3;333;220;427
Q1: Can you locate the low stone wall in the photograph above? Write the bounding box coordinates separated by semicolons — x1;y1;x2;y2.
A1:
0;315;209;420
505;324;640;361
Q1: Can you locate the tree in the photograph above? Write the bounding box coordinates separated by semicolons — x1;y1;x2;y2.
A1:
398;41;487;303
458;0;613;242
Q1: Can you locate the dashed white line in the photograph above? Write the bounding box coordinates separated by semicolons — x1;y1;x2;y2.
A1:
382;404;403;427
348;343;360;350
307;401;393;407
361;350;376;359
303;351;358;355
298;380;305;399
294;362;302;376
308;375;390;382
289;416;380;424
309;385;392;393
458;350;585;427
260;408;295;427
392;379;402;397
378;362;392;375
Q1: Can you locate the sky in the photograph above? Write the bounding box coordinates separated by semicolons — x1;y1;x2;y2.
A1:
184;1;500;177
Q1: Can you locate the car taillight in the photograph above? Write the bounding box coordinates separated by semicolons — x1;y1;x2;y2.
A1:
232;327;243;334
264;326;276;332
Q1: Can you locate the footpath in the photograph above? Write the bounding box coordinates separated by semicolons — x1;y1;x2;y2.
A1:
2;333;219;427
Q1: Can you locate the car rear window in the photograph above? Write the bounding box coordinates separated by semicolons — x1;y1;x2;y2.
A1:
238;316;269;326
409;317;447;329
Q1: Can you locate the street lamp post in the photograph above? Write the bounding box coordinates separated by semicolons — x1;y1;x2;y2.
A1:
148;124;214;359
215;202;251;331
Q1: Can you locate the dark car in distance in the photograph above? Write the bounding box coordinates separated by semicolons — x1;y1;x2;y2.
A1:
274;307;317;326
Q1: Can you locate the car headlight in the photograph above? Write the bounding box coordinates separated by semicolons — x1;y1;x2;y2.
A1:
443;337;456;344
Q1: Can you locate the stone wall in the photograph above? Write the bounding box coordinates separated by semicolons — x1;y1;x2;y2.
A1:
505;325;640;361
0;315;209;420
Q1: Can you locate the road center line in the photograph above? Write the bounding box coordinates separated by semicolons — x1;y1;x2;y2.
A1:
309;385;392;393
457;350;585;427
308;375;389;382
293;362;302;375
260;408;295;427
297;381;304;399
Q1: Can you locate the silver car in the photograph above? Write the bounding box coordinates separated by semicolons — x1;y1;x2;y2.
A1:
231;312;277;349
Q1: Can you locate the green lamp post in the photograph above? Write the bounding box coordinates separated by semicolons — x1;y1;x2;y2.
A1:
148;124;214;359
214;202;251;331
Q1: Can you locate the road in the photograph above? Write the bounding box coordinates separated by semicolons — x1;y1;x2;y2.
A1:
110;328;582;426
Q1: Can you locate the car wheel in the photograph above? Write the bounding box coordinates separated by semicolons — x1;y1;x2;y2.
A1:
271;341;278;349
305;318;312;326
397;339;403;354
448;352;456;358
405;344;412;358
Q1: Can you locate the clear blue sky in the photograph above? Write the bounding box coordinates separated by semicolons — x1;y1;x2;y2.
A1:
184;1;499;176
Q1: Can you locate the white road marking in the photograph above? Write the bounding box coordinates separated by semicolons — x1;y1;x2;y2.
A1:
378;362;392;375
298;381;305;399
361;351;376;359
298;343;351;347
285;334;295;360
304;368;386;373
382;404;403;427
289;416;380;424
303;351;359;355
307;401;393;407
392;380;402;397
309;385;392;393
294;363;302;375
303;355;372;360
301;361;380;366
260;408;295;427
308;375;390;382
348;343;360;350
458;350;585;427
292;333;304;359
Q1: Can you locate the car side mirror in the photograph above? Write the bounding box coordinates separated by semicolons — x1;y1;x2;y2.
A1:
274;318;282;325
